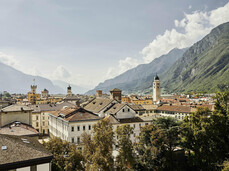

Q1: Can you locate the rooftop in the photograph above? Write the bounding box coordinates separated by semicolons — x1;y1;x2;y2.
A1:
30;101;76;113
156;104;192;113
0;134;52;170
49;106;101;122
1;105;33;113
110;88;122;92
0;122;39;136
84;98;116;113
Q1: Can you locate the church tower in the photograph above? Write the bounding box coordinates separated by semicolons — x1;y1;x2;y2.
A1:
31;85;37;94
153;74;161;102
67;85;72;97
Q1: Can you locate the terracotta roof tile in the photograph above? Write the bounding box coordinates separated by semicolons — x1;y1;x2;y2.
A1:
49;107;101;122
156;105;191;113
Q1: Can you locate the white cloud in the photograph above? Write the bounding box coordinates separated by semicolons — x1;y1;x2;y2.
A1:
106;57;139;79
0;52;19;68
141;2;229;63
52;65;71;80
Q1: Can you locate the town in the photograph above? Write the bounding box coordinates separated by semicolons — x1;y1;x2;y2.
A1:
0;75;225;170
0;1;229;171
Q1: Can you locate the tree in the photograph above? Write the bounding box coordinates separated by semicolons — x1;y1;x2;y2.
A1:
43;137;84;171
181;107;215;170
180;92;229;170
115;124;135;170
82;118;114;171
154;117;181;170
222;160;229;171
134;124;166;170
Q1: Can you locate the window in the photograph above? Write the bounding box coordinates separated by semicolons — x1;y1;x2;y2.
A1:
77;137;80;144
71;126;74;132
77;126;80;131
36;116;38;120
72;137;74;143
30;165;37;171
122;109;125;112
36;122;39;127
133;124;135;128
43;116;45;120
89;125;91;130
128;108;130;112
146;123;148;125
83;126;85;131
43;122;45;126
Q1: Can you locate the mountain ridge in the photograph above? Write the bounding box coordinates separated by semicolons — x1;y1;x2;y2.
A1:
86;48;187;95
161;21;229;93
0;62;64;94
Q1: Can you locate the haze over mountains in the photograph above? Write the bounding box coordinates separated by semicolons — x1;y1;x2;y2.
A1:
1;22;228;95
0;62;88;94
86;48;187;95
87;22;229;95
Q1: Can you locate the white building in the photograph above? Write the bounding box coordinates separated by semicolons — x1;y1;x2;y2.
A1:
30;101;76;135
48;106;101;144
155;104;191;120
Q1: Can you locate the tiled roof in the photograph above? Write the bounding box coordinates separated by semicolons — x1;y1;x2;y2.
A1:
128;104;145;111
141;104;158;110
49;107;101;122
118;117;144;123
84;98;115;113
1;105;33;112
106;103;126;114
0;134;52;170
0;122;38;136
105;115;120;124
156;105;191;113
110;88;122;92
105;114;144;124
30;101;76;112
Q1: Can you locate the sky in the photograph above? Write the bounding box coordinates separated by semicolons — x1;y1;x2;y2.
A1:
0;0;228;89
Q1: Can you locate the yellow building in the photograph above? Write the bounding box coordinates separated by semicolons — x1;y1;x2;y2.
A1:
36;97;63;105
121;96;131;103
132;98;153;105
28;85;41;104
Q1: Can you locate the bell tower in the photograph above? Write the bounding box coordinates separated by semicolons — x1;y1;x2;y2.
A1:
67;85;72;97
153;74;161;102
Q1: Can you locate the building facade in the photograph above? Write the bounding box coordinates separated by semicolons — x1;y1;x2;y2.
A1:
48;107;101;144
0;105;33;127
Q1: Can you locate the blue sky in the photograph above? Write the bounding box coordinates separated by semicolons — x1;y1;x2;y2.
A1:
0;0;228;89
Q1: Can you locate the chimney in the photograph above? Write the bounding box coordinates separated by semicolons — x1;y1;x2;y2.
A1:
96;90;102;98
76;100;80;107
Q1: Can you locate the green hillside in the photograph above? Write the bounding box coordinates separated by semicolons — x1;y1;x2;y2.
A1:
161;22;229;93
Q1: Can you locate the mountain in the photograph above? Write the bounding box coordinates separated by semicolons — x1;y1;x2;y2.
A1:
86;48;187;95
161;22;229;93
0;62;64;94
52;80;88;94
